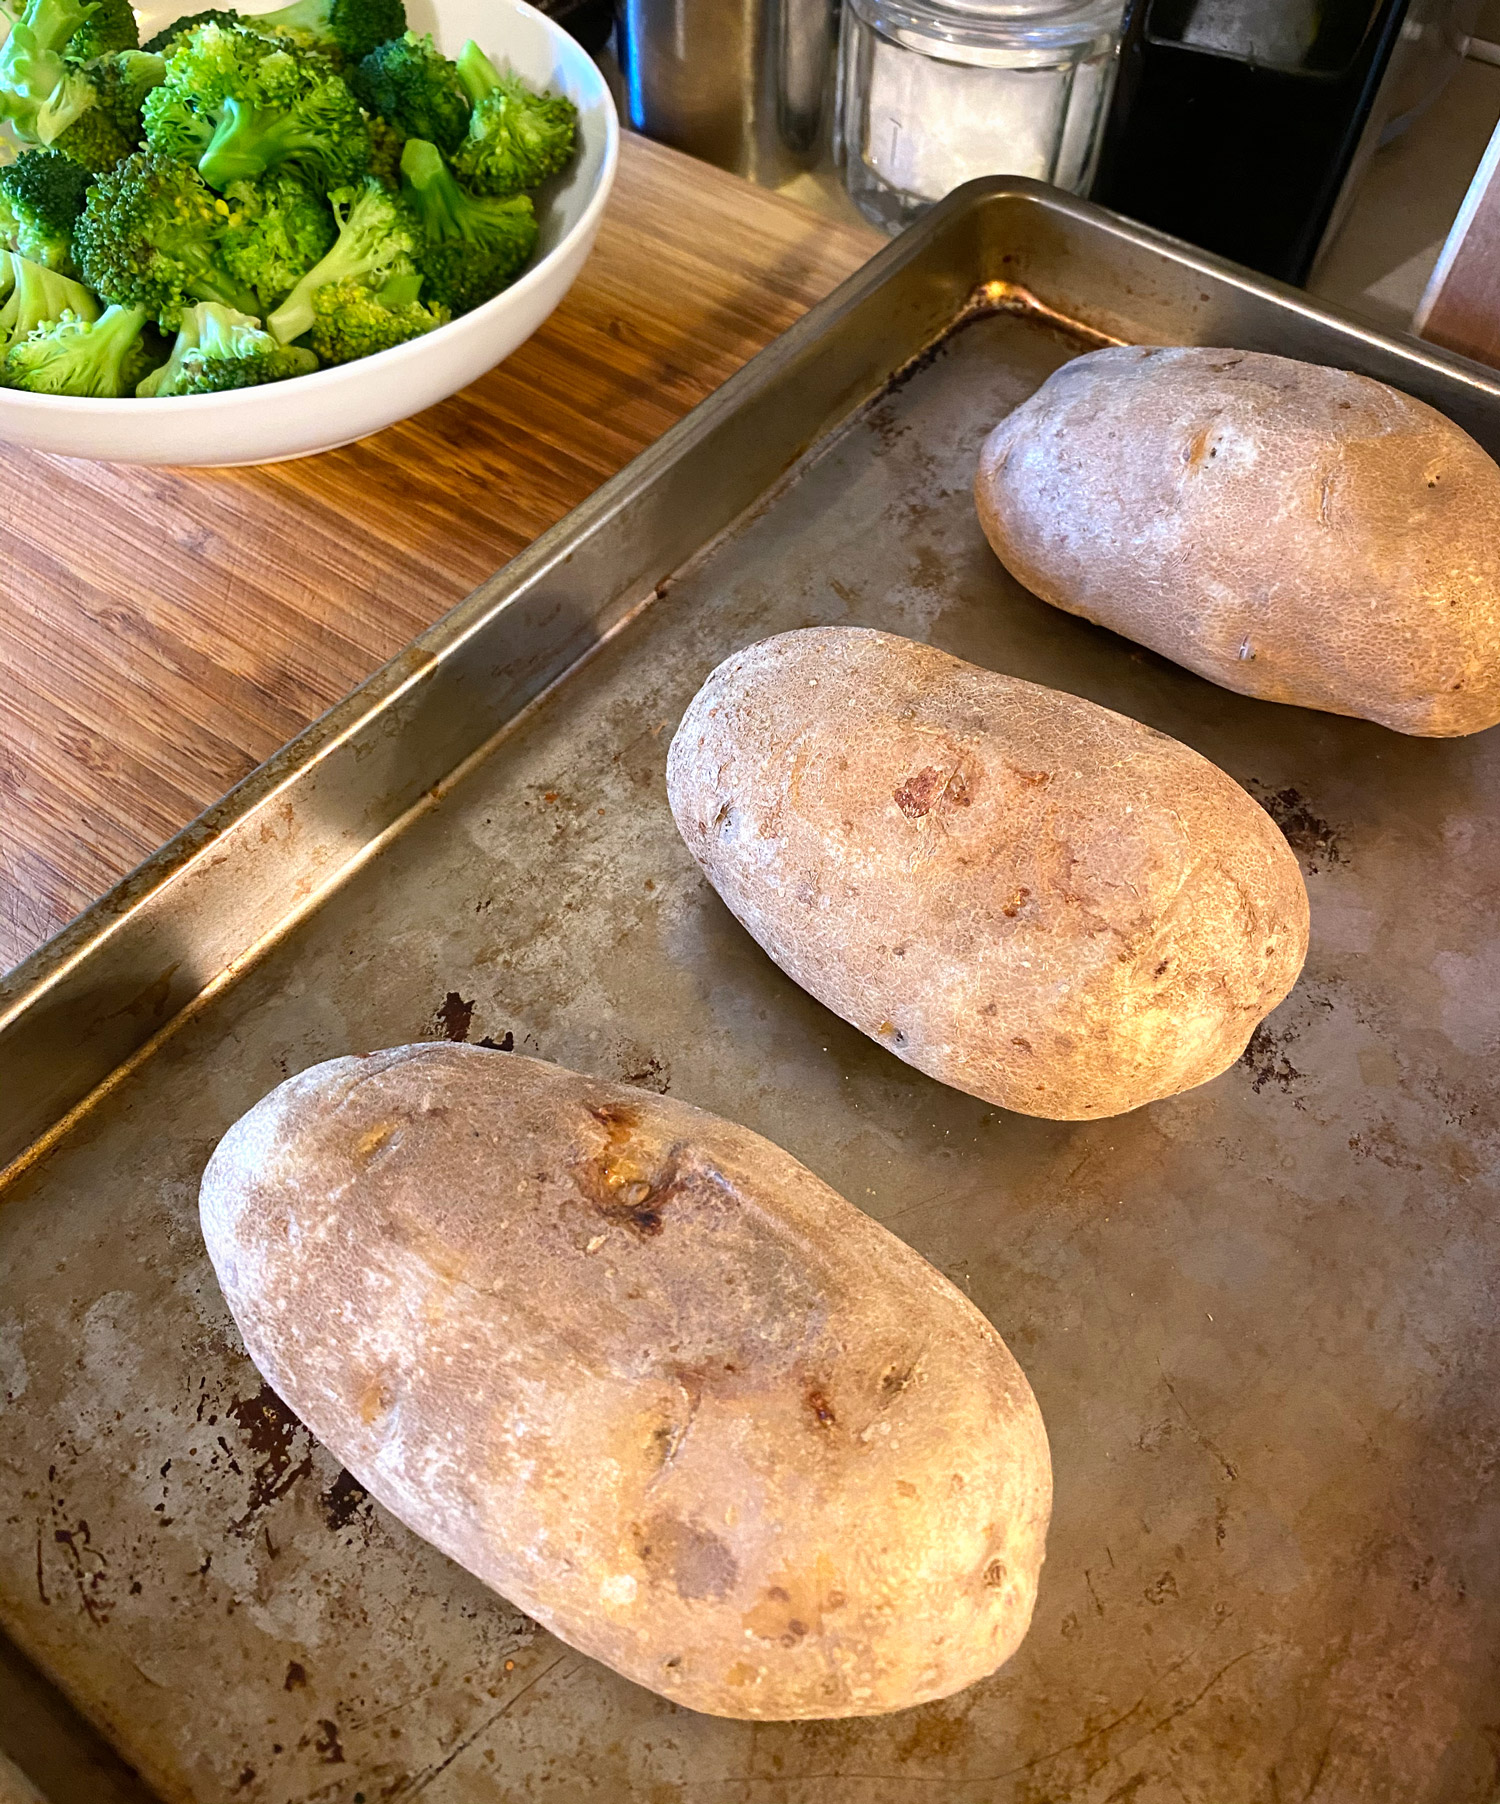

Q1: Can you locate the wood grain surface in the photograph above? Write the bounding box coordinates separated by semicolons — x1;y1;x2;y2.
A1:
0;134;881;976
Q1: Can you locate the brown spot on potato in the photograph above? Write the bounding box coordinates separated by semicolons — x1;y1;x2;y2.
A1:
574;1106;703;1238
881;1361;916;1398
894;762;974;821
1001;885;1031;918
806;1387;837;1428
984;1560;1007;1588
356;1378;392;1425
1184;423;1219;469
649;1419;686;1468
354;1121;400;1164
637;1516;738;1601
894;766;945;820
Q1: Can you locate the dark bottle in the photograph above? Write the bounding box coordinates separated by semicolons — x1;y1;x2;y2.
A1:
1090;0;1414;285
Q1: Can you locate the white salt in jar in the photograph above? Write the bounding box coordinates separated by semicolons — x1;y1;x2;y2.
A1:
837;0;1123;231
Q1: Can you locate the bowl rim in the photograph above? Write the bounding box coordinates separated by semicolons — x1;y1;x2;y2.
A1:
0;0;621;415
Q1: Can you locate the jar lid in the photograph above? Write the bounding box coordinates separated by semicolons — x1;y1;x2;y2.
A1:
852;0;1123;46
938;0;1112;13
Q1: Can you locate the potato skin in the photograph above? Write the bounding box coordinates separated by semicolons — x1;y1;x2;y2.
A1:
667;627;1308;1120
199;1043;1051;1719
975;344;1500;737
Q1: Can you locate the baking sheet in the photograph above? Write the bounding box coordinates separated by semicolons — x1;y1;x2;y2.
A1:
3;179;1499;1802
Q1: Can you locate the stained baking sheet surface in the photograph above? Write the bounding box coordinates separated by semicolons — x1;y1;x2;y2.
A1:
2;197;1499;1803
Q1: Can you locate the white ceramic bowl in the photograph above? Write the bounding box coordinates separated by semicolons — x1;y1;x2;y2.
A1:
0;0;619;463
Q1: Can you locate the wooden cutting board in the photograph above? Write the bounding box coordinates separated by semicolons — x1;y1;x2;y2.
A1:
0;134;881;975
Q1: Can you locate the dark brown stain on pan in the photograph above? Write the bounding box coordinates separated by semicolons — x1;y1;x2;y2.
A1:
433;991;475;1042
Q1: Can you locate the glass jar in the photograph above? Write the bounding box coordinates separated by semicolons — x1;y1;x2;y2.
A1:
837;0;1123;232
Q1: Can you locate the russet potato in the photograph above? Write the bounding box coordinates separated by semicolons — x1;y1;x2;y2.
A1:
667;626;1308;1119
200;1042;1051;1719
976;344;1500;736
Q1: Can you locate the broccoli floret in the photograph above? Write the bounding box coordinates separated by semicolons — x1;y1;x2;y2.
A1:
66;0;138;62
364;109;403;183
248;0;406;65
140;9;242;54
264;171;412;340
0;247;100;349
143;22;370;191
260;176;447;361
50;50;165;172
351;31;465;152
304;270;443;362
137;297;315;392
0;299;154;391
399;136;534;314
450;40;576;197
73;148;260;326
0;0;100;143
220;165;334;309
0;147;91;269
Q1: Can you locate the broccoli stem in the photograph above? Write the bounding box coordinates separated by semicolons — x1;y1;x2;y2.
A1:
0;0;100;141
196;94;316;188
161;231;260;314
10;301;150;394
81;302;149;392
265;183;406;343
398;135;457;222
454;38;501;109
255;0;327;31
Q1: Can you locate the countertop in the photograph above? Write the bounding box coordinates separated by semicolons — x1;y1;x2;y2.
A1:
0;133;882;976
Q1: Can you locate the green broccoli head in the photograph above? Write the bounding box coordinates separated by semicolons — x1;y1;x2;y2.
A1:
0;247;101;350
351;31;467;153
220;166;336;311
305;271;445;363
140;9;244;55
51;50;167;172
142;22;371;191
0;300;154;393
450;40;576;197
0;148;92;270
137;298;317;393
251;0;407;65
264;172;414;341
73;148;261;327
0;0;101;143
399;136;536;314
66;0;139;62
